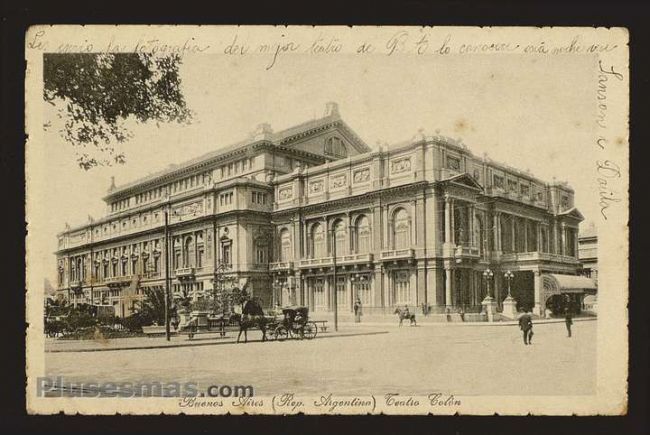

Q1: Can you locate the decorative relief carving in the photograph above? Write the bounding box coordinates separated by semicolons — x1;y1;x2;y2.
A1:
447;156;461;171
172;201;203;217
330;174;347;189
353;168;370;183
309;180;324;194
391;157;411;175
279;187;293;200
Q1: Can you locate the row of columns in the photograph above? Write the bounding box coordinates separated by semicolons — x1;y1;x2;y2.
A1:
444;195;478;246
277;265;548;315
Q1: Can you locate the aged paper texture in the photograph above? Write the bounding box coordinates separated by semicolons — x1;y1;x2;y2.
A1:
25;25;628;415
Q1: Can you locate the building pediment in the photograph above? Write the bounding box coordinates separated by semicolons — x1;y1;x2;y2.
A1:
278;121;371;159
558;207;585;221
440;173;484;191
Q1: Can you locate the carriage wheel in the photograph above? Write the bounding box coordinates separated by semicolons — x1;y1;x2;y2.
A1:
303;322;318;340
274;326;289;342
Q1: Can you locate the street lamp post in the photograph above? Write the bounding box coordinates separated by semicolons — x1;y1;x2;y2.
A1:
504;270;514;298
502;270;519;319
481;268;496;322
482;268;494;299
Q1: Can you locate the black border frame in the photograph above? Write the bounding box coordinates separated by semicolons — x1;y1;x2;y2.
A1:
1;1;647;434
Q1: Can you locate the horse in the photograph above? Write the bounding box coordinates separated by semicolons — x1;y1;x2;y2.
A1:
394;307;417;326
233;299;269;343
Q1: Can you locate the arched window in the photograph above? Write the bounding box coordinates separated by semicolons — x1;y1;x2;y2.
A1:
393;208;410;249
183;236;194;267
356;215;371;253
333;219;347;256
324;137;347;158
279;229;292;262
311;223;325;258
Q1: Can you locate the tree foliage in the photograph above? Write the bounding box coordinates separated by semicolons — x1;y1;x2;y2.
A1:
43;53;192;170
134;286;169;325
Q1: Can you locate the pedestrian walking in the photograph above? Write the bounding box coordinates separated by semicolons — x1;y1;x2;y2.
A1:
354;298;362;323
518;310;534;345
445;306;452;322
458;307;465;322
565;308;573;337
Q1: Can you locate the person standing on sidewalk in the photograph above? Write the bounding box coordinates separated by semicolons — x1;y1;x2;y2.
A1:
446;306;452;322
518;310;534;345
565;308;573;337
353;299;362;323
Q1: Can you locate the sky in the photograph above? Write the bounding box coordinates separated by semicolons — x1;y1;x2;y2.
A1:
32;51;599;282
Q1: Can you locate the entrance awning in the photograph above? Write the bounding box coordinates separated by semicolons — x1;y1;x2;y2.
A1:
542;274;596;297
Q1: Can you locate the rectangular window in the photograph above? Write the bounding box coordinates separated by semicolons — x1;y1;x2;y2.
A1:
508;179;518;192
354;279;371;307
256;247;266;264
566;229;577;257
493;175;504;189
197;248;204;268
520;184;530;196
313;278;326;310
336;276;348;309
252;192;257;203
222;243;232;265
393;271;411;305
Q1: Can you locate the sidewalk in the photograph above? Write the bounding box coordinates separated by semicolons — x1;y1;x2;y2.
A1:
45;327;388;353
336;316;597;328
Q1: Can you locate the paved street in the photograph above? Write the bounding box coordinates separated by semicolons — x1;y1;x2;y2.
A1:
45;320;596;396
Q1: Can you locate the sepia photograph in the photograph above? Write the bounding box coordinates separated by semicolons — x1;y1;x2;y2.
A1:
24;25;629;415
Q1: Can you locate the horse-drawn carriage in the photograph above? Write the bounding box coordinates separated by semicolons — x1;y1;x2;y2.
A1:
267;306;318;341
176;300;322;343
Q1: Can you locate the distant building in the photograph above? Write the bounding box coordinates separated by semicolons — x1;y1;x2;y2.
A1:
578;223;598;282
55;103;588;318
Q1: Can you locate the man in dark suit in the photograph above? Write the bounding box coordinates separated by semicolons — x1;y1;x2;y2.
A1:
565;308;573;337
518;310;534;345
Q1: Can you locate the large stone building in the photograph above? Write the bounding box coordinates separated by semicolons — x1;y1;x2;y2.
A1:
55;103;586;318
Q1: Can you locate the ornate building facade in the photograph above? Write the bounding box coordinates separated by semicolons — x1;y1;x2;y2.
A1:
55;103;585;318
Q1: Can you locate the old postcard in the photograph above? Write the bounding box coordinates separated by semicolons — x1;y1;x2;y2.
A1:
25;25;628;415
